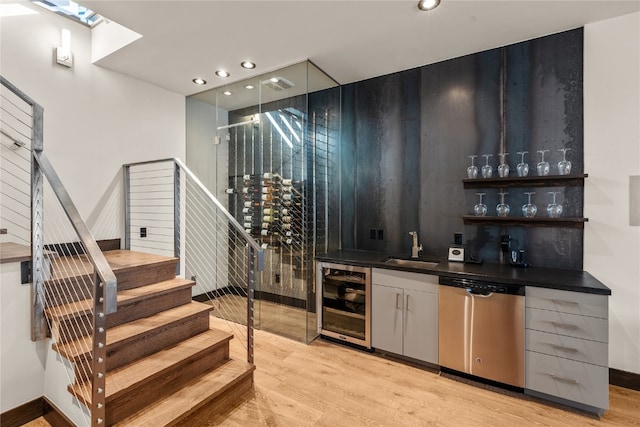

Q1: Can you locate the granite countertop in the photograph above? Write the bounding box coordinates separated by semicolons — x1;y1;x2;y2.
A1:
316;249;611;295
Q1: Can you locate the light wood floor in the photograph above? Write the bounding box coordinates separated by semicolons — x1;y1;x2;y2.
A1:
25;315;640;426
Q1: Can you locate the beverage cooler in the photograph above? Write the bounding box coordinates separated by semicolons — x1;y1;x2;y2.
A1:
317;262;371;348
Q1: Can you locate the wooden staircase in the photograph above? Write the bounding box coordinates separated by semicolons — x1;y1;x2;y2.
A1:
44;249;255;426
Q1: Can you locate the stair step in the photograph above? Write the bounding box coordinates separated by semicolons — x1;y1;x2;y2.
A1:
54;302;213;377
47;278;195;343
114;359;255;427
44;250;180;306
69;328;234;424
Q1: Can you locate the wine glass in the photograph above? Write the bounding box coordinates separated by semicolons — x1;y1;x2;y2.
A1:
496;191;510;217
516;151;529;177
536;150;550;176
497;153;510;178
481;154;493;178
474;192;487;216
547;191;563;218
522;192;537;218
558;148;572;175
467;155;479;179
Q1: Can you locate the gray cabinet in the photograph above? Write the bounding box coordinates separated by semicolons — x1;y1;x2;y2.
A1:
371;268;438;364
525;286;609;414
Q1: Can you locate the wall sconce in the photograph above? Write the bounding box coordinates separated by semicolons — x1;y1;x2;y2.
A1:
56;28;73;67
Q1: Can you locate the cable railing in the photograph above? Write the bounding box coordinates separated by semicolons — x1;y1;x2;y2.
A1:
2;75;116;426
123;158;264;364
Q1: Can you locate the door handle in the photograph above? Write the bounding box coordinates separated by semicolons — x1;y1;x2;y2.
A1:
395;293;401;309
406;294;410;311
548;373;579;385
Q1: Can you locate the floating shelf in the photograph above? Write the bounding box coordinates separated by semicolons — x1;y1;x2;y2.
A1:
463;215;588;229
463;174;588;189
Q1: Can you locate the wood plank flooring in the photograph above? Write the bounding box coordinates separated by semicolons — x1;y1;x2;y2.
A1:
24;312;640;427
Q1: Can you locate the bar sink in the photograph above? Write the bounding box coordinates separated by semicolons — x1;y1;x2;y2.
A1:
383;258;439;270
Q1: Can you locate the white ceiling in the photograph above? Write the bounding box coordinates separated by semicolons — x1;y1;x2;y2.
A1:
84;0;640;96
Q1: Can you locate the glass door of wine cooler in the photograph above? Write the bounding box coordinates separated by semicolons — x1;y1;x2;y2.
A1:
318;262;371;348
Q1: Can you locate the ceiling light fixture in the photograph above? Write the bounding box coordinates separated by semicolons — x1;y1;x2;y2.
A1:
417;0;441;11
270;77;279;83
241;61;256;69
192;78;207;85
216;70;230;78
223;91;232;96
245;84;255;90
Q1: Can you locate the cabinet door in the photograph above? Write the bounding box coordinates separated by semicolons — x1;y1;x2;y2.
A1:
403;289;438;364
372;284;403;354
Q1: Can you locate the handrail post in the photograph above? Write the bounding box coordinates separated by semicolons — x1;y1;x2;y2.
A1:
246;244;255;364
91;271;107;426
123;165;131;250
174;162;181;275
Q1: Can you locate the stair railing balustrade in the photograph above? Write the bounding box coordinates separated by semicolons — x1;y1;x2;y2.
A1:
2;76;116;426
123;158;263;365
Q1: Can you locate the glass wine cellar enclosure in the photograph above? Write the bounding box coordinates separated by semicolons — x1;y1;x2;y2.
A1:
186;61;341;343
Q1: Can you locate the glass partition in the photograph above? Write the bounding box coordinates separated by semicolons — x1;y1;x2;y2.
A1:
187;61;340;343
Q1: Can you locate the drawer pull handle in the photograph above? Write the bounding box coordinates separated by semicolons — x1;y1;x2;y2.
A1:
551;299;579;306
550;344;579;353
548;373;579;385
396;293;401;309
550;321;579;330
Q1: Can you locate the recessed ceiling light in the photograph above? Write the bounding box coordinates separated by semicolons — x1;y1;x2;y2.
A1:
245;84;255;90
192;78;207;85
216;70;230;78
241;61;256;69
223;91;232;96
270;77;279;83
417;0;440;11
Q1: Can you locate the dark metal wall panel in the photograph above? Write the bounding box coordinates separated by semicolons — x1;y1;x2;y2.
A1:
339;28;585;270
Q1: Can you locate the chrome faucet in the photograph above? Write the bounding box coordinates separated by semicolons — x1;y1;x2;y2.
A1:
409;231;423;258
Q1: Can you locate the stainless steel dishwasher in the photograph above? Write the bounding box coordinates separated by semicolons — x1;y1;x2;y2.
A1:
439;277;525;388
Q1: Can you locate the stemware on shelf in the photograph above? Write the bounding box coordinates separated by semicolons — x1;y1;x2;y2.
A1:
522;192;537;218
496;191;510;217
558;148;572;175
481;154;493;178
474;192;488;216
536;150;550;176
497;153;510;178
547;191;563;218
467;155;479;179
516;151;529;177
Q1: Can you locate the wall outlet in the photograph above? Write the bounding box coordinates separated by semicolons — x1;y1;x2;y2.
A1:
370;229;376;239
377;229;384;240
140;227;147;238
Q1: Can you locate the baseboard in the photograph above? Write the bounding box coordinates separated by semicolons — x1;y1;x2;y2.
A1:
610;368;640;391
42;397;74;427
0;397;44;427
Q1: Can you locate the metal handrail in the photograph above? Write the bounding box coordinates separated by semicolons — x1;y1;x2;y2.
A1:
123;157;264;265
123;157;264;364
32;151;118;312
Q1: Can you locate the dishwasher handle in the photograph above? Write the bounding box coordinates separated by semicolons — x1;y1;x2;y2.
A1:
466;287;494;297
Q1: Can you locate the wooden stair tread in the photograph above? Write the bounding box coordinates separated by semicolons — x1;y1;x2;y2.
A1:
69;327;233;405
54;302;213;361
47;249;178;282
114;359;255;427
46;278;195;321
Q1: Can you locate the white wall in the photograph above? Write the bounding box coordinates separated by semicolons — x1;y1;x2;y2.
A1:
0;3;186;239
0;2;186;414
584;12;640;375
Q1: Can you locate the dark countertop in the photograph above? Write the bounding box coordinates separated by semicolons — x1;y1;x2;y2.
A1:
316;249;611;295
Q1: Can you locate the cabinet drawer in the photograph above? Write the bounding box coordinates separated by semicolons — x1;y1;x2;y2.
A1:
526;287;608;319
372;268;438;293
526;329;607;367
526;307;608;343
526;351;608;410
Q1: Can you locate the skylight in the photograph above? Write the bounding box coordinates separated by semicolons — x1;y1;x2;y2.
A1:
32;0;102;27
